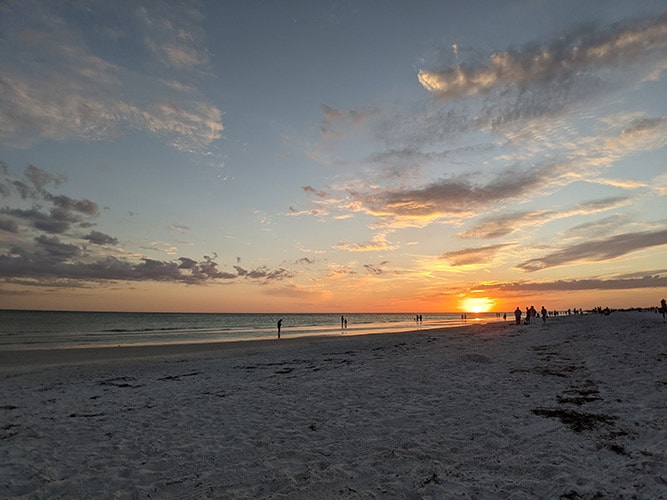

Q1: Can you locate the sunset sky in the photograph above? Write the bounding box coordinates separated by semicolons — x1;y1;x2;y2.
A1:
1;0;666;313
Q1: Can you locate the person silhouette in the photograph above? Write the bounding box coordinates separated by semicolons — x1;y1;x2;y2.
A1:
514;307;522;325
277;318;283;339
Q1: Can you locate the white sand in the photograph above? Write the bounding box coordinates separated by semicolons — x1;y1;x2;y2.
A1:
1;312;665;498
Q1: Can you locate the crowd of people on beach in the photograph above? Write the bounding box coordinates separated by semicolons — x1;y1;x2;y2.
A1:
512;305;552;325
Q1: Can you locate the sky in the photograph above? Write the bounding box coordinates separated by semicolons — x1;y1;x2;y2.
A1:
1;0;666;314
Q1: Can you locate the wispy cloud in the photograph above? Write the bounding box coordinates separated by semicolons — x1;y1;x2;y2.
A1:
440;244;513;266
482;273;667;292
335;233;397;252
418;14;667;99
0;0;222;152
459;210;549;239
348;162;563;224
139;3;208;70
319;104;379;138
563;214;633;239
516;229;667;271
460;197;632;239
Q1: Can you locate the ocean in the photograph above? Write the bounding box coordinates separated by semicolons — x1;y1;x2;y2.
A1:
0;310;503;350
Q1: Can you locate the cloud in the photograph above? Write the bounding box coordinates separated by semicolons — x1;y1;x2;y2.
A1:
304;23;664;239
303;185;329;198
3;208;72;235
349;163;560;223
459;211;548;239
35;235;81;259
563;214;632;239
0;219;19;233
621;116;667;136
138;3;208;70
0;164;99;234
294;257;315;265
0;161;294;286
0;243;292;285
440;244;512;266
234;265;294;281
460;197;632;239
364;264;384;275
319;104;379;137
363;14;666;172
83;231;119;246
335;233;397;252
374;104;472;150
517;229;667;271
24;164;66;190
483;273;667;292
418;13;667;99
0;1;223;152
566;116;667;178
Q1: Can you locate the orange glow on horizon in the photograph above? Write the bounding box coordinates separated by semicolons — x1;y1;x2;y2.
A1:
460;297;495;313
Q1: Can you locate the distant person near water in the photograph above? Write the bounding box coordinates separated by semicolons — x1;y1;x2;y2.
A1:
277;318;283;339
541;306;547;323
661;299;666;321
514;307;522;325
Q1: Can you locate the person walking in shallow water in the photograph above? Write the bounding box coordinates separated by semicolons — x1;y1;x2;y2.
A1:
277;319;282;339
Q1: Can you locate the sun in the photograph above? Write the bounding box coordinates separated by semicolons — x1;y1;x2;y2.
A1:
460;297;495;313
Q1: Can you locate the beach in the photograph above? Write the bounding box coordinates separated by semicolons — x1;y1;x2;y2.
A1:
1;312;665;498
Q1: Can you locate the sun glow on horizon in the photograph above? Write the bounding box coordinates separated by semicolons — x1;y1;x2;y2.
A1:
460;297;495;313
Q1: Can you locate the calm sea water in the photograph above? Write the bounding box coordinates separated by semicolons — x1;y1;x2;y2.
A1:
0;310;502;350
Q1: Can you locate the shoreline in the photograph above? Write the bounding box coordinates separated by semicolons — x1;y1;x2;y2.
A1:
1;311;664;498
0;310;498;354
0;318;509;369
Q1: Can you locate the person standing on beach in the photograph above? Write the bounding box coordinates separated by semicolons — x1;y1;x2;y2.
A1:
660;299;666;321
514;307;522;325
277;319;282;339
541;306;547;323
